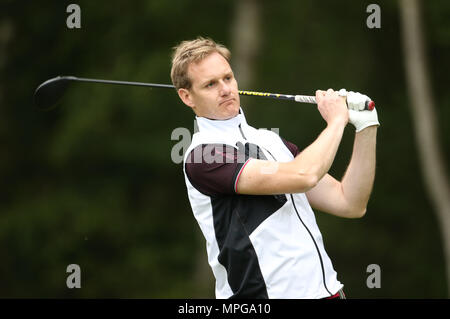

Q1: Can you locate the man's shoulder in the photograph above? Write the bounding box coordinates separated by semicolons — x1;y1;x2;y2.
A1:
183;131;237;162
184;143;238;165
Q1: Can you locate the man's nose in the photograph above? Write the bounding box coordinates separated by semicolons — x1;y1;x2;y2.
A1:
219;80;231;95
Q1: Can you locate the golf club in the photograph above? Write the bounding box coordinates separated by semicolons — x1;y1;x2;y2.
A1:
34;75;376;111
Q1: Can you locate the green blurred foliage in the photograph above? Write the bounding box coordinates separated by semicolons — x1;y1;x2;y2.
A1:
0;0;448;298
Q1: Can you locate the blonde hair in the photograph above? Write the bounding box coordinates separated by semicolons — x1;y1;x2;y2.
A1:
170;37;231;90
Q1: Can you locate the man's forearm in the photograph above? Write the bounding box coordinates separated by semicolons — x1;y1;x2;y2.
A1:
341;126;377;213
293;120;346;186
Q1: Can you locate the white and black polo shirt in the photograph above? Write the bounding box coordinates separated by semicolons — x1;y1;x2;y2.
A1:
183;108;343;299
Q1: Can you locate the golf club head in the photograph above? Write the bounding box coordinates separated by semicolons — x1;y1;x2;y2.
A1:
34;76;76;111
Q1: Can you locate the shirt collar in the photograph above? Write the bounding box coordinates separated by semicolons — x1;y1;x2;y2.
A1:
195;107;248;134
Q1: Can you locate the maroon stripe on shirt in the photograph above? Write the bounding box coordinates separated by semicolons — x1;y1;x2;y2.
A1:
185;144;245;196
185;139;300;197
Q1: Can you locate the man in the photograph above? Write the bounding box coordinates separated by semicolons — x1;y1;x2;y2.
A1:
171;37;379;299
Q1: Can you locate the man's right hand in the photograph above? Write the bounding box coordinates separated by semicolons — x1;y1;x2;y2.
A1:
315;89;349;127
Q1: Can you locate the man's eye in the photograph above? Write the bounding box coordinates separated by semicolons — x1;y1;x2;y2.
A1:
206;82;215;88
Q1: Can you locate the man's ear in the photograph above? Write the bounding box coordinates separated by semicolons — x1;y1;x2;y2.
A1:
177;88;195;109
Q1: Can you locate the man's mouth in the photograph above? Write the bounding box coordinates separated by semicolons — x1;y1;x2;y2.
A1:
220;98;235;106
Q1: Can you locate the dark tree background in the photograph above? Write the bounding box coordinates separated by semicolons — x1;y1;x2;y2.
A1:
0;0;449;298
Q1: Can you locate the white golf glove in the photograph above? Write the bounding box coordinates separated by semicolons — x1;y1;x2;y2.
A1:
339;89;380;132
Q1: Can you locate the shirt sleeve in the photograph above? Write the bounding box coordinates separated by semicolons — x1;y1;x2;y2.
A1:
280;138;300;157
185;144;251;196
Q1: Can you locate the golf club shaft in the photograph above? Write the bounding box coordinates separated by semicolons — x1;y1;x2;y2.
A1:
36;76;375;110
61;76;320;104
238;90;316;104
70;76;175;89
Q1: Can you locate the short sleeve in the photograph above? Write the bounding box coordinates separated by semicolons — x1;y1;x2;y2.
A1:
185;144;251;196
281;138;300;157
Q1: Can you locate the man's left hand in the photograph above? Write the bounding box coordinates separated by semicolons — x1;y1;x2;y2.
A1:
339;89;380;132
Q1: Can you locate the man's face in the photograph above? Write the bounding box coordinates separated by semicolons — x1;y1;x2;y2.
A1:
178;52;240;120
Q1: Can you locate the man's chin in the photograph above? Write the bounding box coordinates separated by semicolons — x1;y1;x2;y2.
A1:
201;104;240;120
222;105;240;119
